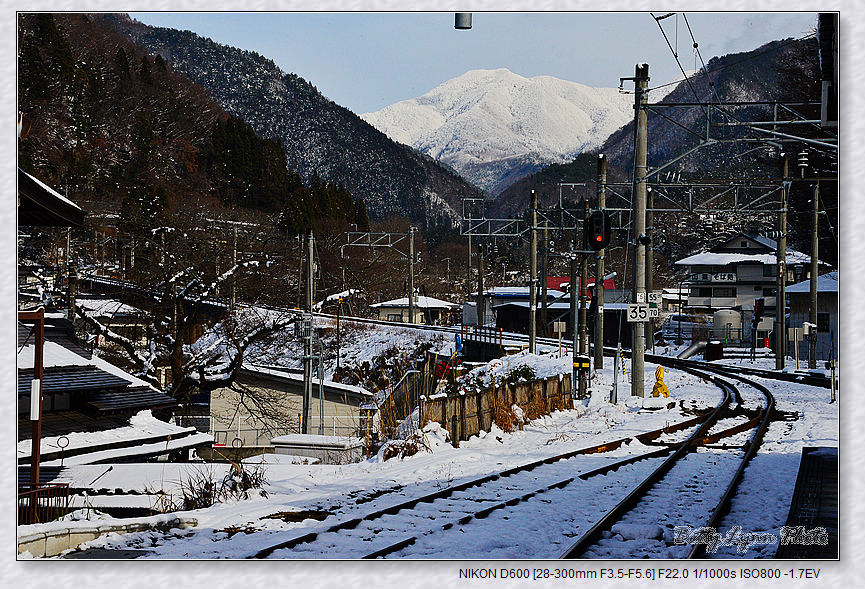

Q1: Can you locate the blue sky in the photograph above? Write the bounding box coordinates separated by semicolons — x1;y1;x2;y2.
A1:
132;11;816;115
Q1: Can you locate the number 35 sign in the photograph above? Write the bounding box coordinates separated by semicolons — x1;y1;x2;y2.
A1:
627;303;659;322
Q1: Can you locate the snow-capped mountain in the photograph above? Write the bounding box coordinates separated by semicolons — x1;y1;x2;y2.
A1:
361;69;635;195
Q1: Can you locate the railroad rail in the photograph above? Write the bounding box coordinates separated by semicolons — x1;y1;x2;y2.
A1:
251;362;751;559
559;366;775;559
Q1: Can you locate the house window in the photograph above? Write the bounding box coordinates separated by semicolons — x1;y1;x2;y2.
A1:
387;313;402;322
697;287;712;297
763;264;776;277
741;240;748;248
818;312;830;333
713;287;736;298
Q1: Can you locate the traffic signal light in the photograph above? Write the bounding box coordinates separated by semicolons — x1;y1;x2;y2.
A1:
752;298;765;328
585;210;611;251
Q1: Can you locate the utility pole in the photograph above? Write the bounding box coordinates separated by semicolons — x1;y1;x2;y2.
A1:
477;243;485;326
408;226;415;324
302;230;314;434
776;154;789;370
630;63;650;398
529;190;538;354
810;182;819;369
595;155;606;369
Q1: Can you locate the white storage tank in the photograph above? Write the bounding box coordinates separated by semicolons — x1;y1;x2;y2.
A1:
713;309;742;340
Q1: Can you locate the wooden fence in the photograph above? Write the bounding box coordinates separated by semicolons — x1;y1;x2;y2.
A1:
420;373;573;446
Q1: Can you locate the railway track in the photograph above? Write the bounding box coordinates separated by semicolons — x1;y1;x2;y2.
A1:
250;361;776;559
559;368;775;559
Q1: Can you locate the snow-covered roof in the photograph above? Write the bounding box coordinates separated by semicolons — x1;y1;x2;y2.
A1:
472;286;567;298
270;433;364;449
371;295;460;309
786;271;839;293
493;301;582;310
17;410;212;466
75;297;143;318
675;250;812;266
17;327;156;391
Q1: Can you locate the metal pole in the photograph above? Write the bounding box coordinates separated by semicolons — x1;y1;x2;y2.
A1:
231;225;237;309
776;155;789;369
319;340;325;435
408;227;415;324
810;183;819;369
541;221;549;336
570;233;578;393
467;234;472;299
579;200;589;398
595;155;606;369
631;63;649;398
336;299;341;380
529;190;538;354
646;186;655;354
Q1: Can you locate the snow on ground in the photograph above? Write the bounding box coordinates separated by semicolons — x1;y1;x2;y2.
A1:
21;345;838;562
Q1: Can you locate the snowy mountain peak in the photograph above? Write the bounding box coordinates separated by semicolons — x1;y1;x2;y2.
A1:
361;68;635;194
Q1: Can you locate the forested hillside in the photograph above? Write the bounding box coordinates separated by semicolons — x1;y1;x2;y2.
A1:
105;13;486;230
17;12;369;235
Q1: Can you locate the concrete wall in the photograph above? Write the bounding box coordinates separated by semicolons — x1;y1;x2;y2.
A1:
209;370;366;447
18;516;197;558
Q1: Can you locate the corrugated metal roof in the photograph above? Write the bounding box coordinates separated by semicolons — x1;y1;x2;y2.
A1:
17;365;130;397
80;386;177;414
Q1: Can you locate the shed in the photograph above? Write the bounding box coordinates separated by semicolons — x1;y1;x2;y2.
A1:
371;295;460;325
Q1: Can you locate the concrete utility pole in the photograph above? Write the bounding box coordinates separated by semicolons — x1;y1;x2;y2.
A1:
595;155;607;369
776;155;789;370
408;226;415;324
477;243;485;326
529;190;538;354
302;230;314;434
810;183;819;369
630;63;650;398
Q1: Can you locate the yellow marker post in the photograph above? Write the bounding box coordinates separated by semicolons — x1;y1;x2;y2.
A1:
651;365;669;398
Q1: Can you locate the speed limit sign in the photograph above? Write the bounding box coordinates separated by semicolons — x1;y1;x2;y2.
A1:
627;303;649;322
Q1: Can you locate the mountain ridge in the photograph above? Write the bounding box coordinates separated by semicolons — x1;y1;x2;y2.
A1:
361;68;635;195
107;14;485;229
